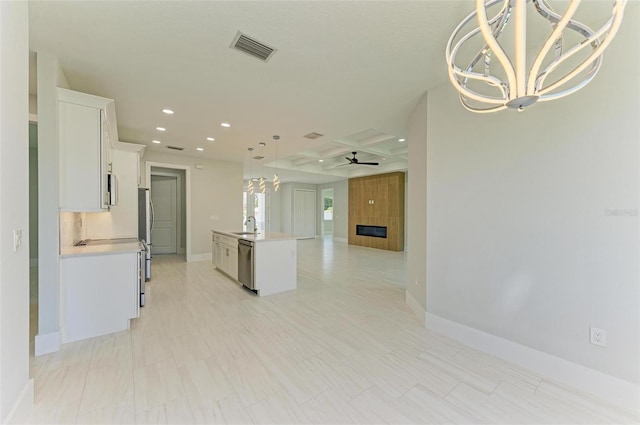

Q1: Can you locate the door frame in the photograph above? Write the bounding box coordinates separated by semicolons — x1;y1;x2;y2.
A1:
150;173;180;255
145;162;193;261
320;187;334;237
151;170;184;254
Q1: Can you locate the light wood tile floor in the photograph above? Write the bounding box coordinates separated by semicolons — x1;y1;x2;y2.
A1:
26;239;638;424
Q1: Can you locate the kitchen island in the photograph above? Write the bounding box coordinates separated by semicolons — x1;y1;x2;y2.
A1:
212;230;299;296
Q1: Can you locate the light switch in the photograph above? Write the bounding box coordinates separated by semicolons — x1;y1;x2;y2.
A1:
13;229;22;252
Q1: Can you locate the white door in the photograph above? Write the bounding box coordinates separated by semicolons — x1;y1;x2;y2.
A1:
151;175;177;254
293;189;316;239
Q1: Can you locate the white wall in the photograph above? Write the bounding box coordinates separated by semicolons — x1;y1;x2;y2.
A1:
35;53;69;356
406;93;428;318
141;151;243;256
410;3;639;410
268;187;282;232
0;1;32;422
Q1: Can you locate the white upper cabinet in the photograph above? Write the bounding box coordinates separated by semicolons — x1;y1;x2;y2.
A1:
58;88;116;212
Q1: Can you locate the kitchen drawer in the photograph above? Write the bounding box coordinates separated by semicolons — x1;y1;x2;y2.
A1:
214;233;238;247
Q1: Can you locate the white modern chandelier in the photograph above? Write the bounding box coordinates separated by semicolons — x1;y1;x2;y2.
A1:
445;0;627;113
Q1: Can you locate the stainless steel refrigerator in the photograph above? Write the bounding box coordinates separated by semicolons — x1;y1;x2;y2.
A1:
138;188;153;282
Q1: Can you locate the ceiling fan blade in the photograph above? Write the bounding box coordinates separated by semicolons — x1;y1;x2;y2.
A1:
345;157;353;162
358;162;379;166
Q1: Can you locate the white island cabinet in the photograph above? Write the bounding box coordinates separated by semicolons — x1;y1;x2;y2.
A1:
60;244;141;343
212;230;298;297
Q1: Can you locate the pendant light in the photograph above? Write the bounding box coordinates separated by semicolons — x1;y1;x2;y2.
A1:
445;0;627;113
272;135;280;192
258;142;266;194
247;147;254;195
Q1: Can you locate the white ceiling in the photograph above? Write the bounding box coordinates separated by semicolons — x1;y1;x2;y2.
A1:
27;1;627;184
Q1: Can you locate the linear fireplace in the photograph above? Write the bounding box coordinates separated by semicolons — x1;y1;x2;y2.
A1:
356;225;387;238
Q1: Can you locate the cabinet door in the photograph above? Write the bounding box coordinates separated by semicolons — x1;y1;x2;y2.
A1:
228;245;238;281
214;241;223;268
59;101;104;211
101;110;111;207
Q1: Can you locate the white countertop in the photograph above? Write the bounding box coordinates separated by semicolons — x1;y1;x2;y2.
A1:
212;230;300;242
60;242;143;257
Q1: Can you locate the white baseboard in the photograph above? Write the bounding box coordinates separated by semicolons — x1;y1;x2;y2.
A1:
424;312;640;414
405;290;425;326
187;252;211;263
34;331;60;355
333;237;348;244
5;378;33;424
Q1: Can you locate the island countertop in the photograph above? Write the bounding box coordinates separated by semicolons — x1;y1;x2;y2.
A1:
211;230;300;242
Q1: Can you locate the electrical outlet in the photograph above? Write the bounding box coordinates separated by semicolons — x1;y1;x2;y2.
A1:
590;327;607;347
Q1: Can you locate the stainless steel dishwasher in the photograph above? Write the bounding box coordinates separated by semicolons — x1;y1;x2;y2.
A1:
237;239;255;289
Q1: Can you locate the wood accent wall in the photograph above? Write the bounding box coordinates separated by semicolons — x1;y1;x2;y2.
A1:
348;171;405;251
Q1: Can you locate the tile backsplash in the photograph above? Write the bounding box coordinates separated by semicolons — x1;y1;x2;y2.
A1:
59;212;85;247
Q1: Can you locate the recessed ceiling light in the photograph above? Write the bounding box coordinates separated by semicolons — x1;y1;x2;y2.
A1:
206;137;215;141
162;109;174;115
221;122;231;128
152;140;161;144
196;147;204;151
156;127;166;131
398;138;406;142
318;159;324;163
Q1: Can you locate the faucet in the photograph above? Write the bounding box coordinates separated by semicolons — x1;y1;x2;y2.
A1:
245;216;257;233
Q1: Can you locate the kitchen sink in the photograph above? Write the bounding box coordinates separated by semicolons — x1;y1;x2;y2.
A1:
232;232;259;236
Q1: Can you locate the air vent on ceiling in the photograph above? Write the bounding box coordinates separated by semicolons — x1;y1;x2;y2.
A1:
230;31;277;62
252;155;265;160
167;145;184;151
304;132;324;140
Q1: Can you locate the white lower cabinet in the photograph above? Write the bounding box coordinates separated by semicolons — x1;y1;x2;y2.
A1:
60;252;139;343
212;233;238;281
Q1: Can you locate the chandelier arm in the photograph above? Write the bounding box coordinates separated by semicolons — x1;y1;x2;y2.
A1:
536;63;599;102
445;0;506;62
536;2;626;96
448;29;509;101
445;0;511;104
448;68;509;104
463;5;512;86
459;97;508;113
533;0;592;38
475;0;516;97
527;0;583;96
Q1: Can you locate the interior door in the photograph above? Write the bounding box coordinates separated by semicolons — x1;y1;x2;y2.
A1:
150;175;177;254
293;189;316;239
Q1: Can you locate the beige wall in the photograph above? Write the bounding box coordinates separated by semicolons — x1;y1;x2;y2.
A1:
141;151;243;257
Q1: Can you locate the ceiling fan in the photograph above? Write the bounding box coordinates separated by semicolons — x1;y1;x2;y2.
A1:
340;152;379;166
